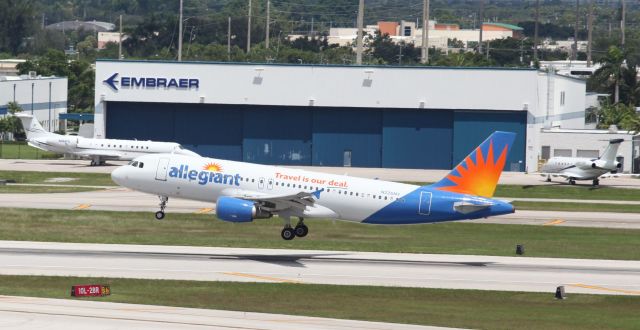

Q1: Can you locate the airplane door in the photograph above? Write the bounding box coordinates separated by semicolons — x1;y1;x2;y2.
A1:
155;157;170;181
267;178;274;190
418;191;432;216
258;177;265;190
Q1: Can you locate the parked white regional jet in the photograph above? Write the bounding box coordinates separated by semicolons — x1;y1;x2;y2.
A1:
540;139;624;186
112;131;517;240
16;113;199;165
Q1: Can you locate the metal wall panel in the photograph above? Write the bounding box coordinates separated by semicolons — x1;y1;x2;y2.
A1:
453;111;527;171
173;104;243;160
243;107;312;165
312;108;382;167
382;110;453;169
105;102;243;160
105;102;175;141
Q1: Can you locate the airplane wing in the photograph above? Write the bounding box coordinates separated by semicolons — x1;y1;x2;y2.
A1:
600;173;640;179
221;188;324;212
73;149;124;160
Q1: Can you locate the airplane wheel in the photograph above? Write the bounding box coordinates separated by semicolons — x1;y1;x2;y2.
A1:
294;224;309;237
546;177;551;182
569;179;576;185
593;179;599;186
281;227;295;240
155;211;165;220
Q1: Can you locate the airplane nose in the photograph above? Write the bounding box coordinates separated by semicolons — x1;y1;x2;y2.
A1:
111;166;127;186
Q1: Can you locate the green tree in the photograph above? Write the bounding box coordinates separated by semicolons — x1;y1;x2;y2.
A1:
596;101;638;131
592;46;626;104
0;1;36;54
0;102;24;140
17;50;95;112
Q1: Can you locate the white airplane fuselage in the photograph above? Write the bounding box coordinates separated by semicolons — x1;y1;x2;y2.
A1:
28;134;196;161
112;153;515;225
541;156;613;180
16;113;199;164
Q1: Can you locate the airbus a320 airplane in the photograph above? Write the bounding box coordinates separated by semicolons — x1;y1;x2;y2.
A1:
112;131;516;240
16;113;199;165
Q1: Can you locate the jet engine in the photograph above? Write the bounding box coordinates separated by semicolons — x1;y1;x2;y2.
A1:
216;197;272;222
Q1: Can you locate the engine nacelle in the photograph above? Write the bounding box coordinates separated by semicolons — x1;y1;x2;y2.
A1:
216;197;272;223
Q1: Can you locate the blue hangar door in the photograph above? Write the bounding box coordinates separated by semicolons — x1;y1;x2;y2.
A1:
312;108;382;167
452;111;527;172
105;102;243;160
382;110;453;169
243;106;312;165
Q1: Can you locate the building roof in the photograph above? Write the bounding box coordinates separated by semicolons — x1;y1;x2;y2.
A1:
46;21;115;32
483;22;524;31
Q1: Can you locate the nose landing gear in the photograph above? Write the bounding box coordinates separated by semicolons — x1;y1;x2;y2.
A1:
155;196;168;220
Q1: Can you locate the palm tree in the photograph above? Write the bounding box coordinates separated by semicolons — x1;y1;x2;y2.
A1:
593;46;626;103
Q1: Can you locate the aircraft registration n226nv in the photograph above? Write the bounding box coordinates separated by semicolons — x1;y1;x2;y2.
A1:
111;131;516;240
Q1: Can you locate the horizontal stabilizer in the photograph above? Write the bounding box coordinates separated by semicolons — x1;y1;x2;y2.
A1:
453;201;493;214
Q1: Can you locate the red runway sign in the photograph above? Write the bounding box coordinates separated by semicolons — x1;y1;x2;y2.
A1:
71;284;111;297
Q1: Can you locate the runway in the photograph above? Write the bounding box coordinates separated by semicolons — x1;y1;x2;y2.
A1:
0;295;442;330
0;188;639;229
2;159;640;188
0;241;639;296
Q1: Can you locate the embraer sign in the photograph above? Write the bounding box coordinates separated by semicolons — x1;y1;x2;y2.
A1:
103;73;199;91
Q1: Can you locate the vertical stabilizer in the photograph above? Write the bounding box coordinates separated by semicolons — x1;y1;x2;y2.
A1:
15;113;50;139
599;139;623;163
429;131;516;198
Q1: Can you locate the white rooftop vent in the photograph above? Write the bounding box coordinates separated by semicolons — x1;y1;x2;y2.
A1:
28;71;37;79
608;125;619;133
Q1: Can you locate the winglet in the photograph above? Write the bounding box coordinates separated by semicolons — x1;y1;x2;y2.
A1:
430;131;516;198
311;188;325;199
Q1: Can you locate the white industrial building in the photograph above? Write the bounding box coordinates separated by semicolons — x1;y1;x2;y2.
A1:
540;127;636;173
0;74;68;133
94;60;597;172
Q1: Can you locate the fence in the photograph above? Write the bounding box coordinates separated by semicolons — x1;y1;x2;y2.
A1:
0;141;61;159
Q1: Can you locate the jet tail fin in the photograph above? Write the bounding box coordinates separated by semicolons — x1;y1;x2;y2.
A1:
429;131;516;198
599;139;623;163
15;113;50;139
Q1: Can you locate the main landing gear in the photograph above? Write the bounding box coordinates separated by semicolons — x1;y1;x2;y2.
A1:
155;196;168;220
89;156;105;166
592;179;600;186
569;178;576;185
280;217;309;240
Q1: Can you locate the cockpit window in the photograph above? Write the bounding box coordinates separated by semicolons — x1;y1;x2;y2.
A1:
177;145;184;150
131;161;138;167
139;162;144;168
128;161;133;165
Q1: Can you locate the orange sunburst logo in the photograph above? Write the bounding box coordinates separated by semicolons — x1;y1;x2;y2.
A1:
437;140;508;198
203;162;223;172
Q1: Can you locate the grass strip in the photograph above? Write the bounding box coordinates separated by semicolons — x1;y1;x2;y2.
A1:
407;182;640;201
0;275;638;330
0;186;102;193
0;170;115;186
0;208;638;260
513;201;640;213
0;143;60;159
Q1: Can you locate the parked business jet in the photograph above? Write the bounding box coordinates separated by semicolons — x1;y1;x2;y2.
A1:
112;131;516;240
540;139;624;186
16;113;199;165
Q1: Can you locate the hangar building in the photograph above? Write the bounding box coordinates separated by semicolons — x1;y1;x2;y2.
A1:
94;60;586;171
1;74;68;132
